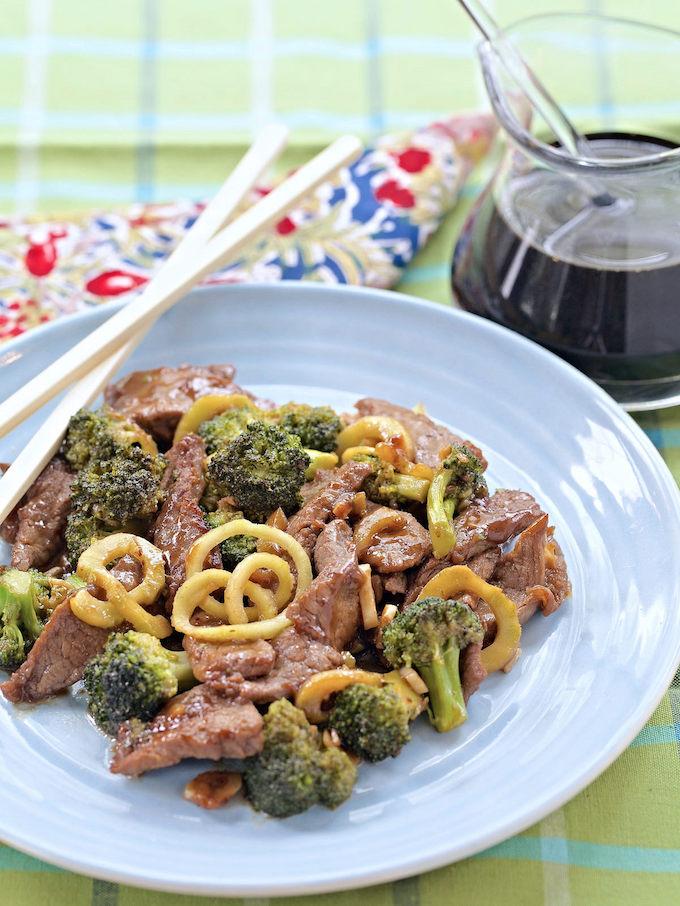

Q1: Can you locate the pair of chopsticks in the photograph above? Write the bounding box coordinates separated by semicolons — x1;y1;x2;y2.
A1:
0;126;362;525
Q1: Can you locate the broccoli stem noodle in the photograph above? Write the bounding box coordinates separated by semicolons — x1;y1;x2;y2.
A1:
71;533;171;637
172;519;313;642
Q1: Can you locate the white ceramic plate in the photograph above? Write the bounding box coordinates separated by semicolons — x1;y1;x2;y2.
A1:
1;283;679;896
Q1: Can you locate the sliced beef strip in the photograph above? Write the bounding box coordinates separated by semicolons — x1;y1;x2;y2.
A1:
184;636;276;683
299;468;337;505
353;397;486;469
110;685;264;776
405;490;543;606
287;519;361;651
461;643;487;703
104;364;271;445
286;461;371;555
545;533;571;608
0;599;108;704
493;514;560;623
355;506;431;574
209;627;343;702
383;573;408;596
110;554;144;590
152;434;221;609
8;458;74;571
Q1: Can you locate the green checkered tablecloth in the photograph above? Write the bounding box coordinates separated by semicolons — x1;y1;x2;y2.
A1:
2;1;680;904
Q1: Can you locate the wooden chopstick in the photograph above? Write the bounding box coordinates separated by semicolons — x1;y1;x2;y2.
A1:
0;132;362;525
0;133;361;446
0;124;291;526
0;123;291;525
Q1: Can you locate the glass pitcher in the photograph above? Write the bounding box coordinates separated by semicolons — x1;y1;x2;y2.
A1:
451;14;680;410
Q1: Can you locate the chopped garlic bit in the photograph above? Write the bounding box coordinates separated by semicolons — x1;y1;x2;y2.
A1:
380;604;398;628
399;666;428;696
358;563;379;629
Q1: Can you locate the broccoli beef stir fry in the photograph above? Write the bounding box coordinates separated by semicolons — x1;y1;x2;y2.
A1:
0;363;571;819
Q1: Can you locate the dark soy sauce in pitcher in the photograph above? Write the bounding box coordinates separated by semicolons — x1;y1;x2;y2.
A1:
452;134;680;387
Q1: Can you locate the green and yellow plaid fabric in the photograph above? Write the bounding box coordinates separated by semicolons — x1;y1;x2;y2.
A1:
1;1;680;903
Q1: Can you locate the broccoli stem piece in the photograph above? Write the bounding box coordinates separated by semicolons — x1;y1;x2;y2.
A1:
393;471;431;504
418;644;466;732
427;444;486;559
427;468;458;558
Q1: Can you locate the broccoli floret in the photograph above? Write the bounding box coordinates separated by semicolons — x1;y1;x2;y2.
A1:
276;403;342;453
198;406;257;455
426;444;487;558
65;447;166;565
243;699;356;817
62;406;156;471
64;512;109;566
0;568;75;670
328;683;411;762
347;450;430;507
205;508;257;570
72;446;166;526
382;596;483;733
206;421;310;522
83;630;195;735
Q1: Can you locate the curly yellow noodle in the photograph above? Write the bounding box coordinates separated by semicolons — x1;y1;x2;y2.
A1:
173;393;259;443
416;565;521;673
185;519;312;596
172;570;291;641
336;416;415;460
72;534;170;637
226;552;293;623
175;520;312;641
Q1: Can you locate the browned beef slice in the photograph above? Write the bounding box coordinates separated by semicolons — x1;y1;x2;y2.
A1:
210;628;343;702
383;573;408;596
104;364;269;444
355;506;431;574
545;535;571;609
110;554;144;590
0;599;108;703
110;685;263;776
9;458;74;571
353;398;486;469
152;434;220;608
405;490;543;605
286;461;371;555
184;636;276;683
299;468;337;505
493;514;561;623
461;643;487;703
287;520;361;650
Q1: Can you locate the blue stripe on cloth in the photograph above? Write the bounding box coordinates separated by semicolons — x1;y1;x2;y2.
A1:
365;0;384;135
642;428;680;447
399;263;450;285
630;724;680;748
135;0;158;203
0;35;473;61
477;838;680;872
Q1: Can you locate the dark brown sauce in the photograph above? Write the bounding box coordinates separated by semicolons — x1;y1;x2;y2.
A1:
451;134;680;383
